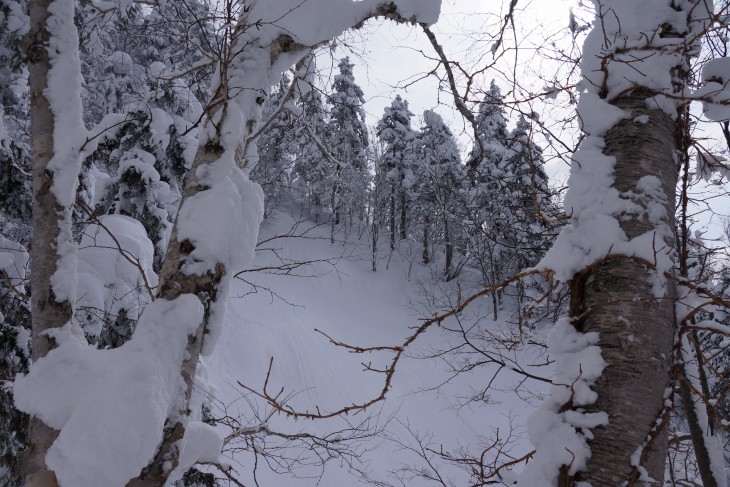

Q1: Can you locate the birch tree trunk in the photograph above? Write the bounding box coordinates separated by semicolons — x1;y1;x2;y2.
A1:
543;0;711;484
567;92;677;485
22;0;84;484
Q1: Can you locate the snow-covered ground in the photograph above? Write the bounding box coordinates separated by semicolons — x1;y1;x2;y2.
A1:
205;207;550;486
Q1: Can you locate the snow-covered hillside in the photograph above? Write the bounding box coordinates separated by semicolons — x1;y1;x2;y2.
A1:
205;207;549;486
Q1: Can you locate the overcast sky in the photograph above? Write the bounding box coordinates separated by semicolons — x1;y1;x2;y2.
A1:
318;0;580;178
315;0;730;243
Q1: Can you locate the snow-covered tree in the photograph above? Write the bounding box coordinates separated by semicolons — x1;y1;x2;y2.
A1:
0;0;30;239
0;115;30;487
0;4;31;483
78;2;209;272
19;0;88;481
376;94;417;249
412;110;464;278
326;57;369;232
13;2;443;485
672;236;728;487
69;1;210;349
0;233;29;486
497;114;553;276
468;81;508;175
292;84;330;218
525;1;714;485
251;75;297;218
461;81;513;302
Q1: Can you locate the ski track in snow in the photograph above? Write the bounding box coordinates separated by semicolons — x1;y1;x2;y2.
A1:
206;208;547;486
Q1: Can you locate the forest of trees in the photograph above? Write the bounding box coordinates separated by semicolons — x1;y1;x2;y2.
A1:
1;0;730;486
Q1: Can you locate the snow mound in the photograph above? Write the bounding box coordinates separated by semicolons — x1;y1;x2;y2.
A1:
14;295;206;487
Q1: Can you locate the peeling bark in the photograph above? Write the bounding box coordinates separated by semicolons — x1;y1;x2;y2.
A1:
21;0;72;484
567;94;678;485
127;90;231;487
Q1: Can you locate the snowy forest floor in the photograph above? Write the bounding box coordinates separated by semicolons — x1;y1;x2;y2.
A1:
203;204;551;486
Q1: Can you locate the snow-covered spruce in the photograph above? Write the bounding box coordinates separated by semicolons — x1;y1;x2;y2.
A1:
376;94;417;249
292;74;331;219
411;109;463;278
325;57;370;236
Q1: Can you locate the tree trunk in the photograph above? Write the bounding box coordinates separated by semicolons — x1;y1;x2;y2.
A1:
399;189;407;240
28;0;70;362
126;141;230;486
422;215;430;264
566;93;677;486
678;335;720;487
22;0;83;484
443;213;452;279
372;221;378;271
676;117;721;487
390;186;396;250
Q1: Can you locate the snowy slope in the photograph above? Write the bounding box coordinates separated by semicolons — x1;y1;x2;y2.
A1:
205;207;549;486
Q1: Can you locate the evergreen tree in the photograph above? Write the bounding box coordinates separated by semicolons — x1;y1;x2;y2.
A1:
0;113;30;243
368;131;388;271
412;110;464;278
293;85;330;220
468;80;508;179
0;0;31;240
79;1;211;267
0;235;29;487
497;113;553;274
251;75;297;219
463;82;510;301
326;57;369;232
464;85;555;312
0;114;30;487
376;95;416;249
72;1;212;344
0;0;27;124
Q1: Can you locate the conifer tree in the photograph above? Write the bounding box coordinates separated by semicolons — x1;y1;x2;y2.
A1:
0;111;30;487
80;2;210;268
412;110;464;278
464;82;510;304
468;80;508;180
0;3;31;482
0;0;31;237
71;1;211;345
327;57;369;232
293;85;329;220
376;95;416;249
251;75;297;218
498;113;553;275
0;233;29;486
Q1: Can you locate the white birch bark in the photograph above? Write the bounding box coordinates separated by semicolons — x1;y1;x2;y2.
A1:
530;1;712;485
22;0;86;485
